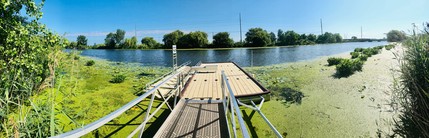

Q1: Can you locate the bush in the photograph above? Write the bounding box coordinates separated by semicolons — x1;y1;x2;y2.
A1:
374;46;384;50
335;59;363;77
350;52;360;59
362;48;379;57
358;54;368;61
327;57;343;66
85;60;95;66
354;48;364;52
110;74;126;83
385;44;395;50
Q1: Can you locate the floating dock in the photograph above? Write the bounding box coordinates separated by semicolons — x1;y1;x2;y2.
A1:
52;62;281;138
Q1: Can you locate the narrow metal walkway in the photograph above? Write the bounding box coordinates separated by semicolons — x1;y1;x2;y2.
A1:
154;99;229;138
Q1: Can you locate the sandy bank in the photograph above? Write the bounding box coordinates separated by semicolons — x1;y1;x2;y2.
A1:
244;45;403;137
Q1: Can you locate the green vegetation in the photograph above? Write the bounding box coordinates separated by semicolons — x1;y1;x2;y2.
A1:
0;0;68;136
177;31;209;48
73;28;345;49
392;24;429;137
385;44;395;50
328;45;391;77
245;28;272;47
387;30;407;42
212;32;234;48
110;74;126;83
141;37;162;49
85;60;95;66
335;59;363;77
327;57;343;66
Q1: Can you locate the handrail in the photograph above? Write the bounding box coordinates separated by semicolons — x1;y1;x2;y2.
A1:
144;61;191;89
221;71;250;138
51;70;184;138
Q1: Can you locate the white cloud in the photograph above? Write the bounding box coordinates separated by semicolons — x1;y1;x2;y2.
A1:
65;29;192;37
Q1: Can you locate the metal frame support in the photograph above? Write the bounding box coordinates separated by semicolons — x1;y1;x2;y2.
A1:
237;96;283;138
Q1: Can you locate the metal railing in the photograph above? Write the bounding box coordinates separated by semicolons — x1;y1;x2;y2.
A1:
143;61;191;90
51;63;190;138
221;71;250;138
221;71;283;138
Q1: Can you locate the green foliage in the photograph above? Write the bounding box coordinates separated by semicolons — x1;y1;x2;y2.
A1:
76;35;87;49
141;37;161;49
110;74;126;83
354;48;364;52
245;28;271;47
392;29;429;137
327;57;344;66
385;44;395;50
212;32;234;48
163;30;184;48
122;36;138;49
85;60;95;66
104;29;126;49
0;0;66;136
358;54;368;61
350;52;360;59
387;30;407;42
269;32;276;45
362;48;379;57
317;32;342;44
335;59;363;77
177;31;208;48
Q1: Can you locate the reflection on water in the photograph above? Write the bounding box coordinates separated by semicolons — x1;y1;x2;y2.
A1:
72;42;387;67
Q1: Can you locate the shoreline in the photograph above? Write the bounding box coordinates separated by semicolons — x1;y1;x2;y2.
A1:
243;45;402;137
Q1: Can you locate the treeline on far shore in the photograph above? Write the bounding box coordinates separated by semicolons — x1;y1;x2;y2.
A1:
67;28;347;49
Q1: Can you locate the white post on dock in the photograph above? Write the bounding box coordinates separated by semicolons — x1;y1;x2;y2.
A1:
172;45;177;72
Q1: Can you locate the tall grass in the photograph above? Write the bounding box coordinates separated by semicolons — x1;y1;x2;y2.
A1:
392;25;429;137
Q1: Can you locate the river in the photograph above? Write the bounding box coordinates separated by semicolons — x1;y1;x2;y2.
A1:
74;41;387;67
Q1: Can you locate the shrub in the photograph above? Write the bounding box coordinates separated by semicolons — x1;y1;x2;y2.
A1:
110;74;126;83
350;52;360;59
335;59;363;77
354;48;364;52
385;44;395;50
327;57;343;66
362;48;379;57
374;46;384;50
85;60;95;66
358;54;368;61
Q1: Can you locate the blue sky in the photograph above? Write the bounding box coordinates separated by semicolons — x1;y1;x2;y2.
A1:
39;0;428;45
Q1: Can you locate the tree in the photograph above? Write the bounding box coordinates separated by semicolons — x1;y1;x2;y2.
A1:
351;36;358;40
334;33;343;43
115;29;126;45
76;35;87;49
269;32;276;46
122;36;138;49
317;32;337;44
245;28;271;47
212;32;234;48
277;29;284;45
104;33;116;49
141;37;161;49
0;0;66;136
163;30;184;48
283;30;300;45
308;34;317;42
386;30;406;42
177;31;208;48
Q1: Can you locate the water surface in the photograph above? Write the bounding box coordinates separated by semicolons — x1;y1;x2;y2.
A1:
75;42;387;67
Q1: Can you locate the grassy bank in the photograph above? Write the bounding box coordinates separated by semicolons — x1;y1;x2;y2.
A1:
243;44;401;137
18;52;171;137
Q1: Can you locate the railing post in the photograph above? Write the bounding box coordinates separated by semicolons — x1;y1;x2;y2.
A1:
138;92;156;137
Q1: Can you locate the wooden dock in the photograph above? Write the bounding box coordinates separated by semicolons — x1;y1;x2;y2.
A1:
154;99;229;138
181;62;269;99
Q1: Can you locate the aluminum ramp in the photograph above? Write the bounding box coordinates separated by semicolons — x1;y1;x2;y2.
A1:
154;99;229;138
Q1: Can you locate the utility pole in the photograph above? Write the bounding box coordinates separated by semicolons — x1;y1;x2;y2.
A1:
320;18;323;35
134;24;137;38
239;13;242;43
360;26;363;39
